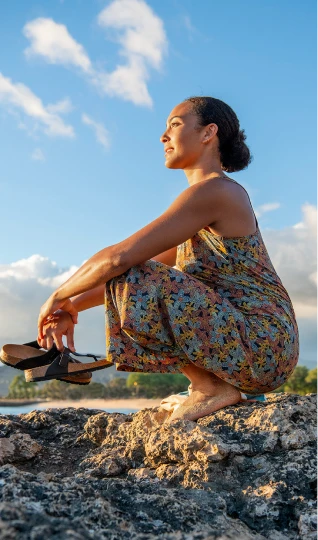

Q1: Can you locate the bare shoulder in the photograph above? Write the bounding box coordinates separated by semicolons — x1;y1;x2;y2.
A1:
197;177;257;237
182;177;250;208
180;177;234;201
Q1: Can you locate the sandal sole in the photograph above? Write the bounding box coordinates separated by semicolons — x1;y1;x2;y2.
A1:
1;345;92;385
25;360;111;382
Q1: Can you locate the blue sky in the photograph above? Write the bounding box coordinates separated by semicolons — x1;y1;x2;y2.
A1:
0;0;316;368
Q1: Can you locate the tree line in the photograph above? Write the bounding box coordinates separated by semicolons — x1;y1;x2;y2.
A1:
6;372;188;400
5;366;317;400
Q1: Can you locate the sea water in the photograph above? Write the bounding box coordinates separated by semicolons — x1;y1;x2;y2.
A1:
0;405;138;415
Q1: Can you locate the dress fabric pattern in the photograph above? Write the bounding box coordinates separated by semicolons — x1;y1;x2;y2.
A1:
104;223;299;394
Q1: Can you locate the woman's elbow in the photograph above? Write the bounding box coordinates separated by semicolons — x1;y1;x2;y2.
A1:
108;247;131;276
104;244;148;278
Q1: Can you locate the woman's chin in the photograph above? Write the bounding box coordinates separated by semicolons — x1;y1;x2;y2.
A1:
164;157;181;169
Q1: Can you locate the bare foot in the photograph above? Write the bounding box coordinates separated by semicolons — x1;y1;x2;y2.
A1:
167;385;241;422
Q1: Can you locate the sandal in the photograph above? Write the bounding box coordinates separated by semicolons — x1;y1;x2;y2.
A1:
24;345;112;383
0;341;92;385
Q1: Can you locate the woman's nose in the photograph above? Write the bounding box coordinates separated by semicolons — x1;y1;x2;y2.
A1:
160;130;170;143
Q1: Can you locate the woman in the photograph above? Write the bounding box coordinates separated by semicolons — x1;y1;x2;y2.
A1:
37;96;299;421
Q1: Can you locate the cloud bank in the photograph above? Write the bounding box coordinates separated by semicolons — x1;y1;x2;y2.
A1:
0;255;105;354
262;203;317;319
0;205;316;365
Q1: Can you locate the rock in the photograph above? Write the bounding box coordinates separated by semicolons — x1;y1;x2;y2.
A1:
298;512;317;540
0;433;41;465
81;412;128;446
0;393;315;539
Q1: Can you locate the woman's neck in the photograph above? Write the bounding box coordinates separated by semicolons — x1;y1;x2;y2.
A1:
183;158;227;186
184;168;228;186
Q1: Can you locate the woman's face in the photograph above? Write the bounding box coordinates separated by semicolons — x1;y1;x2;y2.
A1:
160;102;214;169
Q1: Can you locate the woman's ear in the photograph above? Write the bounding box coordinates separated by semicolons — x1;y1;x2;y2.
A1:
202;123;218;143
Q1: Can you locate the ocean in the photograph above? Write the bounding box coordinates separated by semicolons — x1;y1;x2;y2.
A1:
0;405;138;415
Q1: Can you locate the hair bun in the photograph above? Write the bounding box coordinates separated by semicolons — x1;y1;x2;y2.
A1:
220;129;252;173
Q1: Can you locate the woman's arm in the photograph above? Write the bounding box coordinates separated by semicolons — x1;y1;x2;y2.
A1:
40;250;177;349
38;180;226;336
67;249;177;314
71;285;105;312
152;247;177;266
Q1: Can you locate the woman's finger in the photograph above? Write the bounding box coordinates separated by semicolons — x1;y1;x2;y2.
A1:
66;327;75;352
53;333;64;352
38;317;48;341
46;335;54;350
37;337;47;350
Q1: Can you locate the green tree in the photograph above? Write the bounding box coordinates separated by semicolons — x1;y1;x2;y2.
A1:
66;382;107;400
278;366;309;395
65;384;86;400
104;378;131;398
305;368;317;394
38;379;68;400
7;374;38;399
84;382;107;399
126;373;188;398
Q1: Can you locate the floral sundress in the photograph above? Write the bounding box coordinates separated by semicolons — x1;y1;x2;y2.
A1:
104;183;299;394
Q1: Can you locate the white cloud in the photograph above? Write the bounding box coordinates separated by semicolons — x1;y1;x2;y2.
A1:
24;18;92;74
181;14;197;42
31;148;45;161
47;97;73;114
293;222;305;229
309;271;317;285
97;0;167;107
0;255;75;282
262;203;317;321
94;55;152;107
81;113;110;149
299;203;316;230
0;72;75;138
97;0;167;70
255;202;281;218
23;1;168;107
0;255;105;353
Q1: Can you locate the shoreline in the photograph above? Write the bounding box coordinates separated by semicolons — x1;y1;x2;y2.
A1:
0;398;162;410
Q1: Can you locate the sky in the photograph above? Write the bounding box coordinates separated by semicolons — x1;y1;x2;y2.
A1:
0;0;316;369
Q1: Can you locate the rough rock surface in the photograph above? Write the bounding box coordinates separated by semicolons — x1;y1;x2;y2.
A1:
0;393;316;539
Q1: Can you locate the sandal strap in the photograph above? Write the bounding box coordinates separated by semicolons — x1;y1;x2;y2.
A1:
23;340;41;349
67;349;103;362
16;342;102;371
24;342;102;362
57;349;103;367
17;344;60;370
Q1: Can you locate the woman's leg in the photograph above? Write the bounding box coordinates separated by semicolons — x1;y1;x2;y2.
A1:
170;363;241;421
105;261;252;380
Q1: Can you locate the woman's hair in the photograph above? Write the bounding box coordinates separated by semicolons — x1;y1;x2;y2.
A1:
184;96;252;172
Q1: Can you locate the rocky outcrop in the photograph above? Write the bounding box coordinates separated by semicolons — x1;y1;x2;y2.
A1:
0;393;316;539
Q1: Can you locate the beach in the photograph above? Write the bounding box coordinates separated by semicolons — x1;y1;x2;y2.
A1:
38;398;162;410
0;398;163;415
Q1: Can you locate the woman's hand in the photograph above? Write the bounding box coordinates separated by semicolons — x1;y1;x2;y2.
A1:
37;310;76;352
38;296;78;342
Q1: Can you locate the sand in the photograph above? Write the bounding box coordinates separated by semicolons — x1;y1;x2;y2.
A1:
36;398;162;411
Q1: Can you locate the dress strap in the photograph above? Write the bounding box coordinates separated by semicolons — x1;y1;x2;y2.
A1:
221;177;259;228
